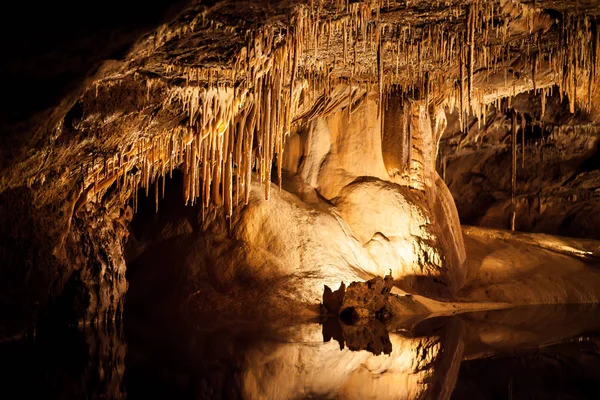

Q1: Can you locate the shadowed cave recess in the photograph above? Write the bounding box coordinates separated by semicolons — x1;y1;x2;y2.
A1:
5;0;600;398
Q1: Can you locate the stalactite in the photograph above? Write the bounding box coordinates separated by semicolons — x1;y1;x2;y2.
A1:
154;178;159;213
377;22;383;117
521;113;526;169
511;110;517;232
466;3;474;111
459;38;465;133
402;101;412;171
541;88;547;118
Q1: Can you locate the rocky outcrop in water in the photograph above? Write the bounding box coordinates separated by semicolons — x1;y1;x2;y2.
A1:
322;274;394;320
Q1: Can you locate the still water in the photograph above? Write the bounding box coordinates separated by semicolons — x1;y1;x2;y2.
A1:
2;305;600;399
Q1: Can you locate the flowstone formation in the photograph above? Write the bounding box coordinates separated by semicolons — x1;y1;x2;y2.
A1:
3;0;600;332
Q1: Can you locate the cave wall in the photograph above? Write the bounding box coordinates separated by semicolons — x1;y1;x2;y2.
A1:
0;182;131;336
440;89;600;239
0;1;190;335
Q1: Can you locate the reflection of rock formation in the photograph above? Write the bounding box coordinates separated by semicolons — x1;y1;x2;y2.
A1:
323;318;393;355
0;324;126;399
9;304;594;399
242;324;457;400
411;317;466;400
122;312;467;400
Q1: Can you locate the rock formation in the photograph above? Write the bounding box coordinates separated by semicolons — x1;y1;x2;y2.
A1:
440;89;600;238
322;274;394;319
3;0;600;335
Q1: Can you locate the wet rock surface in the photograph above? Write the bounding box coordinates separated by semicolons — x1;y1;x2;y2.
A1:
341;274;395;320
322;282;346;315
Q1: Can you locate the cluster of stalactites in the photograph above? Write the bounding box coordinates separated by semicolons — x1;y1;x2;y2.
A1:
77;20;304;219
75;0;600;218
151;0;600;131
441;2;600;134
553;14;600;114
74;1;375;217
444;0;547;132
306;0;555;130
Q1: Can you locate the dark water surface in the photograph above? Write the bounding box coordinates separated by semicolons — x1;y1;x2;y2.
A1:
2;305;600;399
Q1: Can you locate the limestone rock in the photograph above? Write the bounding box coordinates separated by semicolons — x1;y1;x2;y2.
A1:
323;274;394;320
340;274;394;320
322;282;345;315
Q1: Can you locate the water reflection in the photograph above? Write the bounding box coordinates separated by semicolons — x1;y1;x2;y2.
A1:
0;323;125;399
2;305;600;399
322;319;393;355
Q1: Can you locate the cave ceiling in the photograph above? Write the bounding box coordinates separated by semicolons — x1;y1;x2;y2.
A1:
2;0;600;217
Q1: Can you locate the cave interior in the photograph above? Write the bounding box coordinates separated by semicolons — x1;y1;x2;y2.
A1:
4;0;600;398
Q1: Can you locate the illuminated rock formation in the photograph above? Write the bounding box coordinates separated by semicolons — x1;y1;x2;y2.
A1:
3;0;600;333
